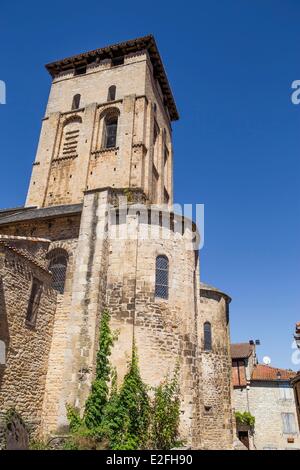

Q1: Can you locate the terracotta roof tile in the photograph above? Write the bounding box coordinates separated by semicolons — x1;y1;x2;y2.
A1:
251;364;296;382
231;343;254;359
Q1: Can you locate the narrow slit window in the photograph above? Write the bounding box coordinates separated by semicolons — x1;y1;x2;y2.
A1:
155;255;169;299
72;94;81;110
107;85;116;101
26;278;43;325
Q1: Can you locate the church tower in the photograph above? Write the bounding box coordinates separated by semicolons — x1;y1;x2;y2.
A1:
0;36;234;450
26;35;178;208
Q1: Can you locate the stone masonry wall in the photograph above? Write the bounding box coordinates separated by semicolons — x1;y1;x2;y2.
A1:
0;242;56;445
106;211;201;447
26;52;173;208
42;188;208;447
40;238;78;436
0;214;81;241
198;289;234;449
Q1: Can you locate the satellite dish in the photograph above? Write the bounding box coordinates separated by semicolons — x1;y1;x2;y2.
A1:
263;356;271;365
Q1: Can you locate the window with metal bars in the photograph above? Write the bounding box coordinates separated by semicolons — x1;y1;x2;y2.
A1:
204;322;212;351
26;278;43;326
155;255;169;299
49;255;68;294
103;115;118;149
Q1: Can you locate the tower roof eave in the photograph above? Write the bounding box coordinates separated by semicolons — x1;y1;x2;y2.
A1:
45;35;179;121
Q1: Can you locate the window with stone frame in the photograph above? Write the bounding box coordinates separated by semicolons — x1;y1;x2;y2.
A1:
107;85;116;102
49;251;68;294
71;94;81;110
155;255;169;299
26;278;43;326
204;322;212;351
103;114;118;149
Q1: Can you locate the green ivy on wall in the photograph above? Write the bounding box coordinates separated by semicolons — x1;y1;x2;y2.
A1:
66;310;182;450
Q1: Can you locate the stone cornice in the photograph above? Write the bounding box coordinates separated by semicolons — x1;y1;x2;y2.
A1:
52;155;78;163
92;147;119;157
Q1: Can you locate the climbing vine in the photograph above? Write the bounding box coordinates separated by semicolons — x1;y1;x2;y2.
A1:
84;309;115;429
102;346;151;450
66;310;181;450
150;364;181;450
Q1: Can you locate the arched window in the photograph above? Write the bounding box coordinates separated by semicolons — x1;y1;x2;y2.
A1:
49;251;68;294
107;85;116;101
72;94;81;110
155;255;169;299
59;115;82;159
103;114;118;149
204;322;212;351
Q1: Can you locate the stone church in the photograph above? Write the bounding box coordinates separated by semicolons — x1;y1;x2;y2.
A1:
0;35;234;449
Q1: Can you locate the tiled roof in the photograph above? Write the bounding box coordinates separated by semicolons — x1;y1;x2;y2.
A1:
200;282;231;301
231;343;254;359
251;364;296;382
0;206;32;215
0;241;50;272
0;204;82;225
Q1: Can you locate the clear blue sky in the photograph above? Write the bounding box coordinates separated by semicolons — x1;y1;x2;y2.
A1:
0;0;299;369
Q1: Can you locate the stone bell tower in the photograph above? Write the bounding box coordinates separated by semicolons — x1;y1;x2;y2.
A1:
25;35;178;209
0;35;235;449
